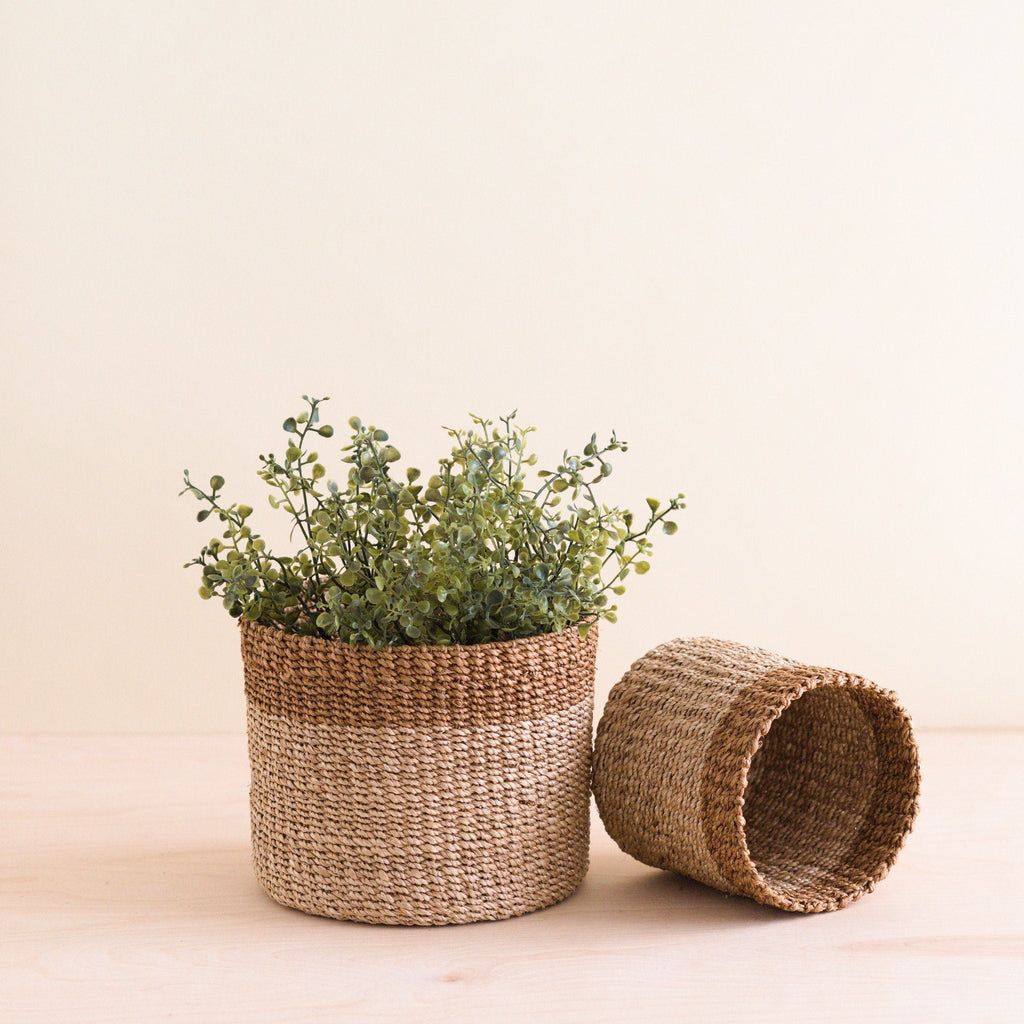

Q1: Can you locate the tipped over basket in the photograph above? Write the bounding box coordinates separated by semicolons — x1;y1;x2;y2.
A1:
592;638;921;912
240;619;597;925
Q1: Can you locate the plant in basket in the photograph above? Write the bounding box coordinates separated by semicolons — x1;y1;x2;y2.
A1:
181;396;684;925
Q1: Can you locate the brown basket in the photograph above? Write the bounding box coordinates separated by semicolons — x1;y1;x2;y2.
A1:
240;619;597;925
592;638;920;912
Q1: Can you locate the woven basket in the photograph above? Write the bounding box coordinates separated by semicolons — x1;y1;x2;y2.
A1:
592;638;920;912
240;619;597;925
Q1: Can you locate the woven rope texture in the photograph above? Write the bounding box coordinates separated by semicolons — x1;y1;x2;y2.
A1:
241;619;597;925
591;637;920;912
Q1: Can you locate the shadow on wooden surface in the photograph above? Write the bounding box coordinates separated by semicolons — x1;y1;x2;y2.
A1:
567;845;785;930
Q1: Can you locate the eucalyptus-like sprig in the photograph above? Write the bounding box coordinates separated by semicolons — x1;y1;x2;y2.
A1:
181;396;684;647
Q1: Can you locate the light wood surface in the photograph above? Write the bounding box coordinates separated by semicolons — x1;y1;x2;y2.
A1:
2;732;1022;1023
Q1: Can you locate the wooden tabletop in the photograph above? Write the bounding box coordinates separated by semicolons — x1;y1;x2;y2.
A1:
2;732;1022;1023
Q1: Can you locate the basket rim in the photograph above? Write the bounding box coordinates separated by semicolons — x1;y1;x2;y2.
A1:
238;614;597;657
712;666;921;912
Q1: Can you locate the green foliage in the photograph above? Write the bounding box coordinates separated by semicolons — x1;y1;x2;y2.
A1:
180;397;685;647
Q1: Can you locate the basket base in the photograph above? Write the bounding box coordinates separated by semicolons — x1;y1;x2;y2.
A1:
253;856;590;926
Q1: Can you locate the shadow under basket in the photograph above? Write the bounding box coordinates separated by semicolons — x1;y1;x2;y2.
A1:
591;638;921;912
239;618;597;926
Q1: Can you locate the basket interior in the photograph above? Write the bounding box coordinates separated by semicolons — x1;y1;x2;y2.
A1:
742;684;918;909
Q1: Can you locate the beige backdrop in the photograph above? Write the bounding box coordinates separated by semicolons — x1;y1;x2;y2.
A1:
2;2;1022;732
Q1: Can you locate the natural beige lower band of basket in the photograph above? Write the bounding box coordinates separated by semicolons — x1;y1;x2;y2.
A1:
247;698;594;925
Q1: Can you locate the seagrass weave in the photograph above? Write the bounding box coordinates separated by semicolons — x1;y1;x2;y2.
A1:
240;619;597;925
591;638;920;912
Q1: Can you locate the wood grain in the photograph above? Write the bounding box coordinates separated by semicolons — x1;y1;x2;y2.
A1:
2;732;1022;1023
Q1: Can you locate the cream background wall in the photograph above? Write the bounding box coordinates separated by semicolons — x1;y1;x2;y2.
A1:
2;1;1022;732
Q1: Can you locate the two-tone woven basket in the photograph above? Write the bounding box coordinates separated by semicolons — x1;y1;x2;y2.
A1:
240;619;597;925
592;638;921;912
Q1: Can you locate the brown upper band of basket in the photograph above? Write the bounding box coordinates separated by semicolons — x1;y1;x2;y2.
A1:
240;618;598;728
